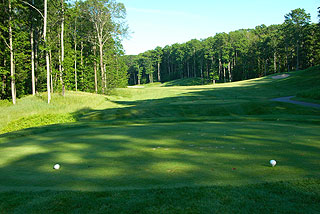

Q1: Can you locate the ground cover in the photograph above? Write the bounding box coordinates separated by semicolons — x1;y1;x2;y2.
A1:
0;67;319;213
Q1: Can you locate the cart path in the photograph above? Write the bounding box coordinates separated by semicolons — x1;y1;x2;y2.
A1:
271;96;320;109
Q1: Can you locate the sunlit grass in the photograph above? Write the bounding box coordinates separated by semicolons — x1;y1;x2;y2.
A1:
0;67;320;212
0;121;319;191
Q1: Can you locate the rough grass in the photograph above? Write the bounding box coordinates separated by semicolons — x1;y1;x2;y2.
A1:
0;91;119;134
297;87;320;100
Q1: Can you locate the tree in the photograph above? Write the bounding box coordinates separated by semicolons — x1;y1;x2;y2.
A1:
84;0;127;93
9;0;16;104
284;8;311;70
59;0;65;96
154;46;162;82
44;0;51;103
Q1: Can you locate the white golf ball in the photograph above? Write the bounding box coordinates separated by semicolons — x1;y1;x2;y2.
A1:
53;164;60;170
270;160;276;167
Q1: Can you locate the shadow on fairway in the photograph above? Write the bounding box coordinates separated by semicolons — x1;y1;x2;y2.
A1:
0;117;319;191
0;68;320;191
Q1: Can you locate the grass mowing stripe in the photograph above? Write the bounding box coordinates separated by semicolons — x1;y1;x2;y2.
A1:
0;179;319;213
0;121;319;191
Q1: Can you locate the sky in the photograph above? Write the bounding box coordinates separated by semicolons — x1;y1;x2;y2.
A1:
119;0;319;55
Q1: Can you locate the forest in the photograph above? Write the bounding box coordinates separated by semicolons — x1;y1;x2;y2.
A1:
0;2;319;104
0;0;128;104
125;8;320;85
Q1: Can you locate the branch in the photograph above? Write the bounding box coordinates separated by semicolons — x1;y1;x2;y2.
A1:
1;36;10;49
22;1;44;19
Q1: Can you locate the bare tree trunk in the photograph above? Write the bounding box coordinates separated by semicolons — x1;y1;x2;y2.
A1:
50;72;53;93
206;63;209;82
228;61;232;82
193;49;196;77
74;20;77;91
274;52;277;73
286;46;290;72
49;50;53;93
30;17;35;96
80;41;84;84
218;58;222;81
44;0;51;103
2;74;6;96
60;0;65;96
1;58;6;95
99;44;105;93
200;60;203;79
264;59;267;76
223;66;226;83
80;41;83;66
133;71;136;85
35;32;38;92
296;42;299;71
167;57;170;77
157;62;161;82
104;63;107;89
93;44;97;93
9;0;16;104
137;66;141;85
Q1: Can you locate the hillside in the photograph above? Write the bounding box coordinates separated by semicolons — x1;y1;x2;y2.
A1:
2;66;319;135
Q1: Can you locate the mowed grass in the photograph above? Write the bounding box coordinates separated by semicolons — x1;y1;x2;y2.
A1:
0;67;320;213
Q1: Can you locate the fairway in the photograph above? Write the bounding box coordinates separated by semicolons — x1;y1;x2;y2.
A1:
0;120;319;191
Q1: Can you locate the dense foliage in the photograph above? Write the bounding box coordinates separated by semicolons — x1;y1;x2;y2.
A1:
0;0;128;103
125;8;320;85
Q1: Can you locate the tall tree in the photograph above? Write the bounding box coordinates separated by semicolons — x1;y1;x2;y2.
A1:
60;0;65;96
44;0;51;103
284;8;311;70
85;0;127;93
9;0;16;104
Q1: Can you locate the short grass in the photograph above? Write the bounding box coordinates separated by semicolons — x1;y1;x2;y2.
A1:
0;66;320;213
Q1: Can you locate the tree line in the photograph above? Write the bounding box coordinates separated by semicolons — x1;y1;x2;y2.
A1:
125;8;320;85
0;0;128;104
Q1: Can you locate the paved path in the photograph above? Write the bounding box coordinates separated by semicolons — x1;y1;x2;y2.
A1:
271;96;320;109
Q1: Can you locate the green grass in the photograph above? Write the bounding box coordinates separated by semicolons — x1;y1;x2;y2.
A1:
0;91;120;134
1;179;320;213
296;87;320;101
163;77;209;86
0;67;320;213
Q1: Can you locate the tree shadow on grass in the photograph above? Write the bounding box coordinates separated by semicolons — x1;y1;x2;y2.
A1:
1;178;320;213
0;119;319;192
0;73;320;192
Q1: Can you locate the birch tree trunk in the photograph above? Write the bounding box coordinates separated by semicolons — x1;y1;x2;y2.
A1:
49;50;53;93
30;5;36;96
60;0;65;96
93;44;97;93
44;0;51;103
9;0;16;104
99;43;105;93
